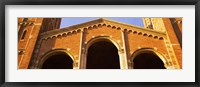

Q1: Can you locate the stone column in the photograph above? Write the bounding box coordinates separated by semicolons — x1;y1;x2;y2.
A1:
120;30;128;69
73;59;79;69
78;29;86;69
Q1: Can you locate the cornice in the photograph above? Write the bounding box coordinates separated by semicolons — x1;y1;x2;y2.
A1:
39;18;166;40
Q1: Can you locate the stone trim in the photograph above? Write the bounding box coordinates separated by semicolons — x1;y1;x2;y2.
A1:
130;48;172;69
35;49;75;69
40;18;166;40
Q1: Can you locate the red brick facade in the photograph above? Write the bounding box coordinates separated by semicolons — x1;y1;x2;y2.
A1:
18;18;182;69
18;18;61;69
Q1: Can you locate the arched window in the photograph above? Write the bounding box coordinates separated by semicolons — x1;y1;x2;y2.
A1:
21;30;27;40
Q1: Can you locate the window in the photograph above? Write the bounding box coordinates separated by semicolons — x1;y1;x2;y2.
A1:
21;30;27;40
23;18;28;22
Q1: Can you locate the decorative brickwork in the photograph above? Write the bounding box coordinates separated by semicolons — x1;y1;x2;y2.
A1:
18;18;182;69
18;18;61;69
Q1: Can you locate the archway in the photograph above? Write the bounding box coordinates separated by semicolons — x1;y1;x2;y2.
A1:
132;49;166;69
42;53;73;69
86;41;120;69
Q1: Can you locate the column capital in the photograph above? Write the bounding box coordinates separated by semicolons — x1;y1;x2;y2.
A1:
118;49;125;54
73;62;79;67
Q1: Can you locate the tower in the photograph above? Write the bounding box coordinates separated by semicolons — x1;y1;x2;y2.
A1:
143;18;166;32
18;18;61;69
143;18;182;68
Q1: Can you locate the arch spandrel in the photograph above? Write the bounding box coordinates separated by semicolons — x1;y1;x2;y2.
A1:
127;32;167;53
84;25;124;47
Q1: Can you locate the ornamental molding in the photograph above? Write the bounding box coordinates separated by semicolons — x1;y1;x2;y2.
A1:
39;18;167;40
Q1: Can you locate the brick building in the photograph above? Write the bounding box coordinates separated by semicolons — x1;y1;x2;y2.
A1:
18;18;182;69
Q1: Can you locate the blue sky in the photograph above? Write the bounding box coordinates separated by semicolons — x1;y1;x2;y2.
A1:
60;17;144;28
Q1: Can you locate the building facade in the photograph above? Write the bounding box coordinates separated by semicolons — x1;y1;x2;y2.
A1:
18;18;182;69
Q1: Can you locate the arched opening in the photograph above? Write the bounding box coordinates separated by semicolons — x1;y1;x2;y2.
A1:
42;53;73;69
133;53;166;69
21;30;27;40
86;41;120;69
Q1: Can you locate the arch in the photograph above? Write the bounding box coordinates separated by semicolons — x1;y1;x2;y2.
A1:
143;33;148;36
138;32;142;35
124;29;128;31
83;28;88;30
88;26;92;29
21;30;27;40
51;35;56;39
112;26;116;29
128;30;132;33
117;27;121;30
159;37;164;40
130;48;167;69
133;31;137;34
107;25;111;27
46;37;51;40
85;36;122;50
80;36;123;69
57;34;62;38
85;37;121;69
71;30;76;34
42;53;73;69
67;32;72;35
77;29;81;33
93;25;97;29
62;33;67;37
98;24;102;27
50;36;56;40
154;36;158;39
37;49;75;69
148;34;153;37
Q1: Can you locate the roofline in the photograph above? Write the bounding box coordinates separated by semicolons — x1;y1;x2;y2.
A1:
40;18;166;39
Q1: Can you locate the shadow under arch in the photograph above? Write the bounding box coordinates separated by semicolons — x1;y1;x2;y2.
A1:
37;49;75;69
130;48;167;69
86;36;122;50
81;36;122;69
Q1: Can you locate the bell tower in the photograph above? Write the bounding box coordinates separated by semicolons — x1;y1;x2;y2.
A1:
143;18;154;29
18;18;61;69
143;18;166;32
143;18;182;69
